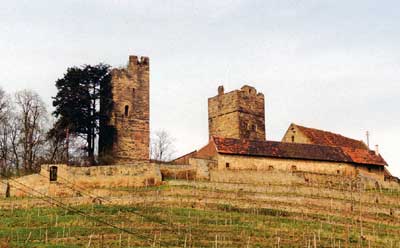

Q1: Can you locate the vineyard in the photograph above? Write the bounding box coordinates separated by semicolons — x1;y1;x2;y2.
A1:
0;171;399;247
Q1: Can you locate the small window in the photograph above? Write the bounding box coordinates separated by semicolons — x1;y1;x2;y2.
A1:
225;163;230;168
124;105;129;117
291;165;297;172
291;135;295;142
337;170;340;175
50;166;58;182
248;123;257;131
268;165;274;171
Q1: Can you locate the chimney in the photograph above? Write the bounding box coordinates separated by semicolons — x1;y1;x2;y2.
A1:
218;85;224;96
375;145;379;156
366;131;370;148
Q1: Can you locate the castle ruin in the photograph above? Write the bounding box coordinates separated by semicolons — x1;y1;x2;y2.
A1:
99;55;150;163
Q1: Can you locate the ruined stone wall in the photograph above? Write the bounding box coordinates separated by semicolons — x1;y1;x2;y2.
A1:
357;165;386;181
4;163;162;197
101;55;150;164
215;154;385;181
208;85;265;140
159;158;213;180
172;151;198;165
210;169;306;185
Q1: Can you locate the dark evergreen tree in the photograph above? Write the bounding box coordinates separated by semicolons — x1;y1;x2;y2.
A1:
51;64;112;164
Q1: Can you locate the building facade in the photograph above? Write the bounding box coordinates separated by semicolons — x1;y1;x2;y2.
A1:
192;136;387;181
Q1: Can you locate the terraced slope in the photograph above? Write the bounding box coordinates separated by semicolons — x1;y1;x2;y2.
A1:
0;172;399;247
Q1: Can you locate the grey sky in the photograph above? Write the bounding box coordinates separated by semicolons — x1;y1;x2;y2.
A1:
1;0;399;176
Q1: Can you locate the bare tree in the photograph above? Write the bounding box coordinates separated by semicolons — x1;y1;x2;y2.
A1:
150;130;176;162
14;90;48;173
0;88;8;120
0;88;12;175
45;117;69;164
9;115;21;173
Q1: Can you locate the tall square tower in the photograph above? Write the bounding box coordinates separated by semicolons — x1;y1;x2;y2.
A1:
208;85;265;141
99;55;150;163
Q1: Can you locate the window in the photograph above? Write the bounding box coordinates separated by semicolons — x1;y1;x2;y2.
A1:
291;165;297;172
268;165;274;171
368;167;372;172
225;162;230;168
291;135;295;142
50;166;58;182
124;105;129;117
337;170;340;175
248;123;257;131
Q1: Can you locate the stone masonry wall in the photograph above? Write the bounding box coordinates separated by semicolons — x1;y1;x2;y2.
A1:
208;85;265;140
103;55;150;163
3;163;162;197
216;154;385;181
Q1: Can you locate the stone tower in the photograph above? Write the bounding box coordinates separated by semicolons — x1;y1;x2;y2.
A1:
208;85;265;141
99;55;150;164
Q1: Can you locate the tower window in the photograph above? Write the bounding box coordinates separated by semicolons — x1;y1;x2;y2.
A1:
248;123;257;131
124;105;129;117
291;135;295;142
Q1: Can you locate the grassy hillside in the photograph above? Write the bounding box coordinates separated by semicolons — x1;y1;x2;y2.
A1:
0;174;399;247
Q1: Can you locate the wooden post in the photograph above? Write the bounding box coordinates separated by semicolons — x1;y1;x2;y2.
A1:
87;234;93;248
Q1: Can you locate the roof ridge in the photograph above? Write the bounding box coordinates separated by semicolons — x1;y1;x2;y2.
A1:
292;123;368;149
214;136;349;149
294;123;359;140
213;136;387;166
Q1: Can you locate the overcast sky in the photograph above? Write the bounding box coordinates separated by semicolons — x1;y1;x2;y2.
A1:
1;0;399;176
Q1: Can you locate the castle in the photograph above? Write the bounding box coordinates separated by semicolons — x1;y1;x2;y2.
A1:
97;56;394;180
2;54;396;198
173;85;388;181
97;55;390;182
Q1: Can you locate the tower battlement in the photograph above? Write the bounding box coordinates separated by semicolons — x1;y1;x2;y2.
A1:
208;85;265;141
111;56;150;79
129;55;149;66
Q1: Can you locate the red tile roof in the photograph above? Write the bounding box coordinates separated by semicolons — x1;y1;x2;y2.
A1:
294;124;368;150
341;147;387;166
213;137;387;166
